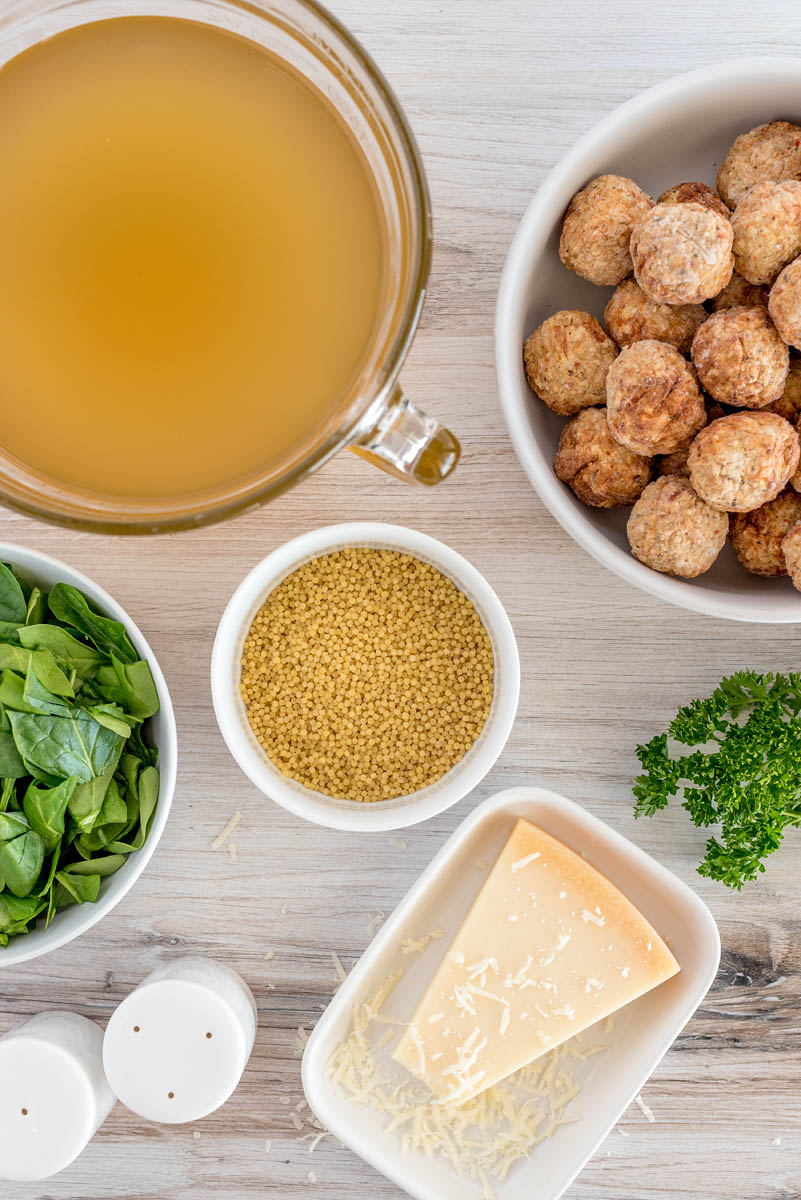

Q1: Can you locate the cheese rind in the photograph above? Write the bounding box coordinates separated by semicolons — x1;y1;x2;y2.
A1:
393;818;679;1104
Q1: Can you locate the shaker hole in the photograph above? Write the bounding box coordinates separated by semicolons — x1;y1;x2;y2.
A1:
133;1025;140;1033
206;1032;212;1039
168;1091;175;1099
21;1108;28;1116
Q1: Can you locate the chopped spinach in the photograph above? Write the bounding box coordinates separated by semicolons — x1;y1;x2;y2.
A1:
0;565;161;947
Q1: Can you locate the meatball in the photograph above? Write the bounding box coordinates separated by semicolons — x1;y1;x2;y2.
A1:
559;174;654;287
656;446;691;478
687;411;800;512
691;306;789;408
655;400;723;478
769;256;801;349
766;357;801;421
711;272;769;312
627;476;728;578
553;407;652;508
630;202;734;304
603;278;706;355
523;310;618;415
606;340;706;455
718;121;801;210
791;414;801;494
658;181;730;220
730;490;801;576
731;180;801;285
781;522;801;591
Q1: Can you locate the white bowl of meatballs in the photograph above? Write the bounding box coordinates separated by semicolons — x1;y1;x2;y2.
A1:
497;57;801;622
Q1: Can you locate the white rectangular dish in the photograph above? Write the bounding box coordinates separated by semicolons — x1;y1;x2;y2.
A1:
302;786;720;1200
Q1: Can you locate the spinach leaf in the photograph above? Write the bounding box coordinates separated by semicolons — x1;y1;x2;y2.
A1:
54;871;101;906
8;707;124;783
48;584;137;664
0;645;31;675
19;625;102;680
0;565;27;625
0;646;73;698
107;766;159;853
0;828;45;896
86;703;133;738
64;854;125;878
96;657;159;719
31;650;74;698
25;588;47;627
68;763;116;832
0;811;30;841
22;660;71;716
0;671;39;714
0;779;15;813
0;705;26;780
22;777;77;847
0;892;46;932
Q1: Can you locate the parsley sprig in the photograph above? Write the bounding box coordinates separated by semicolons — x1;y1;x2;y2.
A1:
633;671;801;890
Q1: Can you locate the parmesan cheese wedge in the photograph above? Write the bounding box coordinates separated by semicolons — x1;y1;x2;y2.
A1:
393;818;679;1104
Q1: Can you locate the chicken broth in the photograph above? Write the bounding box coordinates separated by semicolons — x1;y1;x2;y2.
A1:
0;17;385;499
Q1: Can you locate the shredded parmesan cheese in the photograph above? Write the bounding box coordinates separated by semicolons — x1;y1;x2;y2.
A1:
326;970;601;1193
332;951;347;983
400;929;445;956
211;811;242;851
294;1027;310;1057
635;1093;656;1123
367;910;386;936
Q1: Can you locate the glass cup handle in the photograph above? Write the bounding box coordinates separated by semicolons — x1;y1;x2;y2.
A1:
349;386;460;485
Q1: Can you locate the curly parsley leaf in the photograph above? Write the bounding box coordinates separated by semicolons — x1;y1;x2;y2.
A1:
633;671;801;890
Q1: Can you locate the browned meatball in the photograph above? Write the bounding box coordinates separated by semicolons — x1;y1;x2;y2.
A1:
688;411;800;511
658;181;730;219
655;400;722;477
553;407;652;508
731;180;801;285
718;121;801;209
606;340;706;456
791;414;801;494
711;272;769;312
603;279;706;355
730;490;801;575
630;202;734;304
559;175;654;287
523;310;618;415
769;256;801;349
766;357;801;421
781;522;801;590
627;476;728;578
656;447;691;478
691;306;789;408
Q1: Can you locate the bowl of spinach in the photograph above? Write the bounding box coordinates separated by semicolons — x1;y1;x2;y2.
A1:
0;543;177;966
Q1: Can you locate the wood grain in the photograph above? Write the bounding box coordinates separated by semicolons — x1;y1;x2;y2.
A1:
3;1;801;1197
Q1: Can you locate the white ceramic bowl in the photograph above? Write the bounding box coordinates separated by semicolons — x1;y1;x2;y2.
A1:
302;786;720;1200
496;57;801;623
0;543;177;968
211;523;519;831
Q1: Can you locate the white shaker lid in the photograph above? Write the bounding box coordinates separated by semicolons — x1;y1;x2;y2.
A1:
103;978;251;1123
0;1036;97;1181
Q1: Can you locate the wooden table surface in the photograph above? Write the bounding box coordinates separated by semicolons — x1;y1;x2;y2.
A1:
4;1;801;1197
